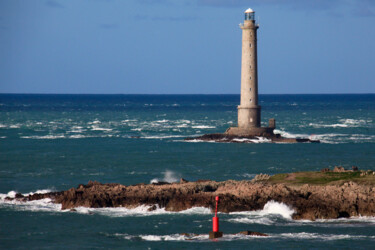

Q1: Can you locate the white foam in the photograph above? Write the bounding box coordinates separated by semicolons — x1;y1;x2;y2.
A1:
116;233;207;241
273;129;309;139
277;232;366;240
192;125;216;129
6;191;17;198
142;135;183;139
229;201;295;225
260;201;294;219
68;126;85;133
229;217;274;225
90;120;101;124
131;128;142;131
309;119;370;128
20;135;65;139
155;119;169;123
68;134;88;139
91;126;112;131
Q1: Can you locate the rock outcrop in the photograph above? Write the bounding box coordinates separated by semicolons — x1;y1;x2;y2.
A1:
184;133;319;143
8;179;375;221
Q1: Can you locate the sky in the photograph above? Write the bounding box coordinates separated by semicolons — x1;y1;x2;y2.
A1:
0;0;374;94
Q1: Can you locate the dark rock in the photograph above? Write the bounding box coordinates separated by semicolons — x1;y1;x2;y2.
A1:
238;231;268;237
352;166;359;171
180;178;188;183
152;181;170;185
209;231;223;239
321;168;331;173
147;205;157;211
15;193;24;198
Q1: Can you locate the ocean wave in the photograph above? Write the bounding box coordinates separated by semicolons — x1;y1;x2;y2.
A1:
20;135;66;139
91;126;113;131
192;125;216;129
277;232;367;240
20;134;120;140
309;119;371;128
141;135;185;139
273;129;309;139
229;201;295;225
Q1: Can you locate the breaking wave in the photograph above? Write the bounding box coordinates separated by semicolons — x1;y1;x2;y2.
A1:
0;190;210;216
229;201;295;225
309;119;371;128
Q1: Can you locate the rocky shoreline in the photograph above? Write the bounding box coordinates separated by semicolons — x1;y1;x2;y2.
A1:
7;171;375;221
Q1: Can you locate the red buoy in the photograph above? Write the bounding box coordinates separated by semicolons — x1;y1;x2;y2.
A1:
213;196;219;232
209;196;223;239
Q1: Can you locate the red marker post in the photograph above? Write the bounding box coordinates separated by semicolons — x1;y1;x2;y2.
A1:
209;196;223;239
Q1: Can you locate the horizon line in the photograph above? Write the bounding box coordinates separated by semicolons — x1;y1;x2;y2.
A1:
0;92;374;95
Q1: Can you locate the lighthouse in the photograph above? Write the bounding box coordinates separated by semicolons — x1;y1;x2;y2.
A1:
186;8;320;143
238;8;260;128
226;8;276;137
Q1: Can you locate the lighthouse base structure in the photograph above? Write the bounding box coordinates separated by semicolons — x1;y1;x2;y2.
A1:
185;118;319;143
225;126;274;137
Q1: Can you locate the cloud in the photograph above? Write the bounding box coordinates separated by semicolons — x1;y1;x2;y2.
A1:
45;0;64;8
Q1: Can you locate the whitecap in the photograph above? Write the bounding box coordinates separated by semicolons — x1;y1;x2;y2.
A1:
273;129;309;139
91;126;113;131
192;125;216;129
20;135;65;139
141;135;184;139
277;232;366;240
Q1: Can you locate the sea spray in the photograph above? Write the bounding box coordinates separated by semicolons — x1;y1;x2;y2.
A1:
260;200;295;219
150;170;180;184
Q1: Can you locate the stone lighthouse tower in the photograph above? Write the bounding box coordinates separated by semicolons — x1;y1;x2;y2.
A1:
238;8;260;128
226;8;275;136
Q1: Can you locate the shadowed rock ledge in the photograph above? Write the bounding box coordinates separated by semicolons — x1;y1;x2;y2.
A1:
8;170;375;221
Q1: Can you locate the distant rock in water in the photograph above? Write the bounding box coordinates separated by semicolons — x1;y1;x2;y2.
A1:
7;172;375;221
184;133;320;143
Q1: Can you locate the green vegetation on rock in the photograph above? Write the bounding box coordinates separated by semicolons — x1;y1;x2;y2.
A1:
267;170;375;185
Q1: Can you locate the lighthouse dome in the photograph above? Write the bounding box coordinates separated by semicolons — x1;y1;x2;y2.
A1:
244;8;254;13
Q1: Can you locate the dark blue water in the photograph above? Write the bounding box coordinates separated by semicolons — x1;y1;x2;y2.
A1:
1;94;374;249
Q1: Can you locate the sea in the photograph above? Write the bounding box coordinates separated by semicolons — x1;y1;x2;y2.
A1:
0;93;374;249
